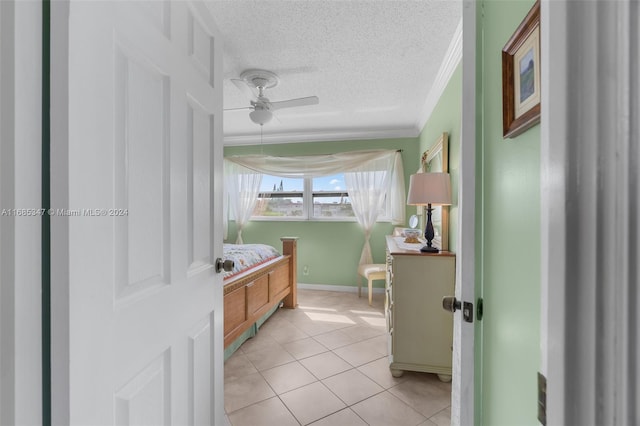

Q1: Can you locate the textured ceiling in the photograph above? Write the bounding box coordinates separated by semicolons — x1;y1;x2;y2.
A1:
207;0;461;145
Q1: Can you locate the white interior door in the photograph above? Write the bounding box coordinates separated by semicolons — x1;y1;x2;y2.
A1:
50;1;224;424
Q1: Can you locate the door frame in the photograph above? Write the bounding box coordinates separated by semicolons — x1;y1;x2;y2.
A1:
539;0;567;422
0;1;44;424
451;1;477;425
49;0;70;423
541;1;639;424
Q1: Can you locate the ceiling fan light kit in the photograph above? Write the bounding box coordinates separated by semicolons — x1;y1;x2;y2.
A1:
226;68;319;127
249;107;273;125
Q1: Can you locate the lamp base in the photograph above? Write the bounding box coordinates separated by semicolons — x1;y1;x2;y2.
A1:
421;204;439;253
420;245;439;253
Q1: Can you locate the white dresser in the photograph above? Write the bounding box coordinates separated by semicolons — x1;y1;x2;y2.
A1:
385;236;455;381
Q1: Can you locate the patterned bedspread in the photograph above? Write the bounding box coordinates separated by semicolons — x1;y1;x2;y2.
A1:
223;243;282;280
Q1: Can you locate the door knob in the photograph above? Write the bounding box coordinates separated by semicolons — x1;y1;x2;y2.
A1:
215;258;234;273
442;296;474;323
442;296;461;313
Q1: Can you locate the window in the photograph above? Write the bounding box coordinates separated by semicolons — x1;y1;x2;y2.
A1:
253;176;304;218
225;150;404;227
312;174;354;219
252;173;388;221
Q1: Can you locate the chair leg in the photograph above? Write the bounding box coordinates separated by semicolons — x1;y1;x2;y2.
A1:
358;276;362;298
368;278;373;306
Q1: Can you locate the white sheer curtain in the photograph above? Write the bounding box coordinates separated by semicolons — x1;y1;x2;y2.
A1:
344;155;394;265
224;160;262;244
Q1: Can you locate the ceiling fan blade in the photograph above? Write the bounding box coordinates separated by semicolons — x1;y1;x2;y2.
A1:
231;78;257;101
224;106;253;112
269;96;319;111
271;111;282;124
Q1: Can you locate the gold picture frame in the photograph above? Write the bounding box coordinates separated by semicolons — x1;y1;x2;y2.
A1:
502;0;541;138
420;132;449;251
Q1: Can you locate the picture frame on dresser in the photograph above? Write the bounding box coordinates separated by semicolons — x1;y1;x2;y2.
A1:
420;132;450;251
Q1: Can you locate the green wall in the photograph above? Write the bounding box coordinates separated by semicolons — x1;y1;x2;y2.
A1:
224;138;418;288
476;1;541;424
418;64;462;254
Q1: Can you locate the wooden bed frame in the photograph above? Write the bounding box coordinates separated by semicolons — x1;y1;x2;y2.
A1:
223;237;298;348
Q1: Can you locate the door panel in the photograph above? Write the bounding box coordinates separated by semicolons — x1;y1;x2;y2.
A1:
188;12;214;83
188;317;213;426
187;99;213;273
114;352;170;426
114;40;171;301
52;1;224;424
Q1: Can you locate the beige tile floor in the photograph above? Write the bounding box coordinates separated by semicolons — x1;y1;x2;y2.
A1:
224;288;451;426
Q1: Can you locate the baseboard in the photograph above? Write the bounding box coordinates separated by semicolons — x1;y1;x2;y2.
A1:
297;282;385;294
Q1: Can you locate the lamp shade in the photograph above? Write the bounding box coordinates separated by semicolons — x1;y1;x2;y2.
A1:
406;172;451;206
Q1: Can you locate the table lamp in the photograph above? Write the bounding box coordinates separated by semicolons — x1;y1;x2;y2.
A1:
406;172;452;253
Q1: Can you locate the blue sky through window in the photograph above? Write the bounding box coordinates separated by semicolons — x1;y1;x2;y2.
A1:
313;174;345;192
260;174;346;192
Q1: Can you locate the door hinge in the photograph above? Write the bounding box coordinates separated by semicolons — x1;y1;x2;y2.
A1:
538;372;547;425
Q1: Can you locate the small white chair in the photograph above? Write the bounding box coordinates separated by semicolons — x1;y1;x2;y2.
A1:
357;264;386;306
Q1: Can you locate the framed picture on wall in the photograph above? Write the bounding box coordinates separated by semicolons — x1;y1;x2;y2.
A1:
502;0;541;139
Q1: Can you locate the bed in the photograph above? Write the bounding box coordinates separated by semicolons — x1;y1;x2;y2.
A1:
223;237;298;357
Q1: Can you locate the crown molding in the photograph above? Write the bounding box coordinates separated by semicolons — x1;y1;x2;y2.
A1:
414;18;463;133
223;126;418;146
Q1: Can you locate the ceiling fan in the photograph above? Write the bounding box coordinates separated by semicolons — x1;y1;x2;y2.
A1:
225;69;319;126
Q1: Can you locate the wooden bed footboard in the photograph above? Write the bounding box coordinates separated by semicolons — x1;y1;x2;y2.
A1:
223;237;298;348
